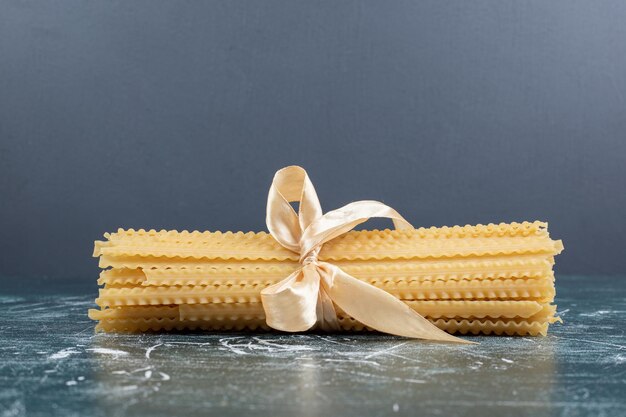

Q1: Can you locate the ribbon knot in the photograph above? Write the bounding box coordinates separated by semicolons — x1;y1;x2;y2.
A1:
300;247;320;266
260;166;468;343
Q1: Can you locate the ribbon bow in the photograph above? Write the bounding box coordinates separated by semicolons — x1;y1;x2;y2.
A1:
260;166;468;343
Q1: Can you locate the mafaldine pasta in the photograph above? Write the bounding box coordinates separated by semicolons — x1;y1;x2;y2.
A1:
90;221;563;336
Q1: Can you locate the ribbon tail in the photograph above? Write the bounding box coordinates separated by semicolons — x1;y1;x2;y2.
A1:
260;266;320;332
316;284;340;332
322;264;473;344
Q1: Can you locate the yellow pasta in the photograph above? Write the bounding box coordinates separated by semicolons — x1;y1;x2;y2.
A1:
91;300;551;320
98;254;556;273
176;302;558;323
177;301;552;321
90;221;562;336
95;274;555;308
103;221;550;242
91;310;554;336
89;306;179;320
95;235;562;262
94;316;551;336
94;317;270;333
94;222;563;263
90;303;557;324
96;256;554;287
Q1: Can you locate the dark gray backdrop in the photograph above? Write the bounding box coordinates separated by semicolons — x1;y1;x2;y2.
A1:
1;0;625;280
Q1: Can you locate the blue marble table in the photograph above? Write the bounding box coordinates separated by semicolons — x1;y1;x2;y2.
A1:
0;275;624;417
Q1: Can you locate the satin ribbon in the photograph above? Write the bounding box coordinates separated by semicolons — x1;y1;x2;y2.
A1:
260;166;469;343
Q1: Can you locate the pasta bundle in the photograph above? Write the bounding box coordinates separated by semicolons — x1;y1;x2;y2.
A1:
89;221;563;336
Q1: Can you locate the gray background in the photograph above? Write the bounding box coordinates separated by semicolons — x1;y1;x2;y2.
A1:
1;0;625;280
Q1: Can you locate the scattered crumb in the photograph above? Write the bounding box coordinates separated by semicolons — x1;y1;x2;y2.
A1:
86;348;128;356
49;348;80;360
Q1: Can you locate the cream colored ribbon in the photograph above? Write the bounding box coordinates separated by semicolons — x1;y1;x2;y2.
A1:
260;166;469;343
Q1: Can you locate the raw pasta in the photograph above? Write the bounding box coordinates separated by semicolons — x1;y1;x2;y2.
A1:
90;221;563;337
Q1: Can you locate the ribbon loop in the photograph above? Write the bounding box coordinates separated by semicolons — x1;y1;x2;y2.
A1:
266;166;322;252
300;200;413;258
261;165;470;344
